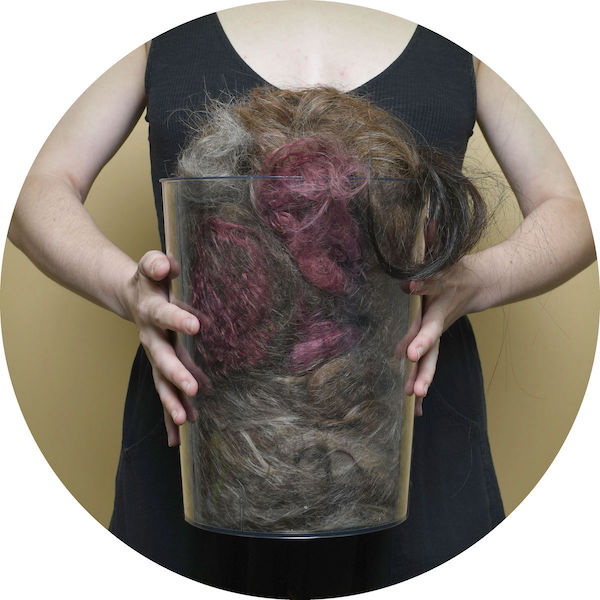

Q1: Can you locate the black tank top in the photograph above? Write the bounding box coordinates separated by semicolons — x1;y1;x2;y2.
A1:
145;12;476;250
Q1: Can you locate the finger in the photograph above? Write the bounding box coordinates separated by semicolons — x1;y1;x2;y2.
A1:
174;337;212;393
138;250;170;282
413;339;440;399
395;331;412;359
415;396;424;417
171;298;213;329
152;366;187;426
409;278;442;296
145;297;200;335
152;341;200;425
406;302;445;363
162;405;181;447
395;304;422;359
180;394;199;423
404;358;418;396
145;331;201;396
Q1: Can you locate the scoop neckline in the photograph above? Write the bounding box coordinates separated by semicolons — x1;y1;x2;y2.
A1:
213;12;422;93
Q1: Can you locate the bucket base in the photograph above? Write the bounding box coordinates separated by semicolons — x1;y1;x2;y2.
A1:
183;516;407;540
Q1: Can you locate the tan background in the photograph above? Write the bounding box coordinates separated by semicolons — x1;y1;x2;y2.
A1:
1;109;598;528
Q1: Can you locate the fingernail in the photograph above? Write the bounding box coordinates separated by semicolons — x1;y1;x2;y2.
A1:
182;381;190;394
171;409;178;421
416;346;423;360
184;318;197;334
423;384;428;396
410;280;424;294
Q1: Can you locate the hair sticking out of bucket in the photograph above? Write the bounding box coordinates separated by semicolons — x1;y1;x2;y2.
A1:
168;85;490;535
178;86;489;281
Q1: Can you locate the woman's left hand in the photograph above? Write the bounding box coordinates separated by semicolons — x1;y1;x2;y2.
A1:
401;256;486;416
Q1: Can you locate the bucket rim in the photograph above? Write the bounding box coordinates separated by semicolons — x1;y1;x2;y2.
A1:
159;175;413;183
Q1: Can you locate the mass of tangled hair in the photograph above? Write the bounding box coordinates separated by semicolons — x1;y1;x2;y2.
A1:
171;86;488;535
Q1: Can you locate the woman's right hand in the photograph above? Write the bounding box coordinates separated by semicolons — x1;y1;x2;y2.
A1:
120;249;209;447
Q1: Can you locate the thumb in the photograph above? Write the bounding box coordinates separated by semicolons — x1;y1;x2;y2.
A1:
139;250;170;281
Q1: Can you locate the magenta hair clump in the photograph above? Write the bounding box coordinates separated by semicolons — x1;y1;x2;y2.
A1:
290;319;361;374
189;216;273;374
254;137;367;295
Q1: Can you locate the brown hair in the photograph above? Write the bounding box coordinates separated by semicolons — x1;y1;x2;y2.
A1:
179;85;488;279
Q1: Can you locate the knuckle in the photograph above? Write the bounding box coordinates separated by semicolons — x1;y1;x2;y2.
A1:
136;301;149;322
138;328;151;348
165;356;185;383
151;346;169;371
417;333;432;349
147;338;165;364
160;358;185;388
135;296;149;317
139;297;158;322
151;303;165;325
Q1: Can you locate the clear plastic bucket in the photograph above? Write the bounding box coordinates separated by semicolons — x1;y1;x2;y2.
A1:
162;176;422;538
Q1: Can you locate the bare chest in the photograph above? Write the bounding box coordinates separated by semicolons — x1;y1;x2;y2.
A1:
216;7;418;92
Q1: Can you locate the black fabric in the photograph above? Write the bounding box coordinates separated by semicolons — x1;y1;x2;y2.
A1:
110;12;504;597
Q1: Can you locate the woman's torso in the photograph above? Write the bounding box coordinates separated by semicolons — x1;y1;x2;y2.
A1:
111;7;504;594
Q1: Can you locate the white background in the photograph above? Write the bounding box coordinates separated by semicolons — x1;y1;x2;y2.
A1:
1;1;598;598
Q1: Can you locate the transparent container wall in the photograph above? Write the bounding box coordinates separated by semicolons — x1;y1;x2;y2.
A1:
162;176;422;538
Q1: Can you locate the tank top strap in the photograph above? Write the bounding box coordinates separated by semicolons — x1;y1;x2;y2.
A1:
356;25;476;153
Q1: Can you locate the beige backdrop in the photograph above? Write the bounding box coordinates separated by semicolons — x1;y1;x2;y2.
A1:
1;106;598;529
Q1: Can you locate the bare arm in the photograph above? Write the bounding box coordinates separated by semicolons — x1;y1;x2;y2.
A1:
9;45;202;445
9;46;147;318
405;60;596;404
464;60;595;312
